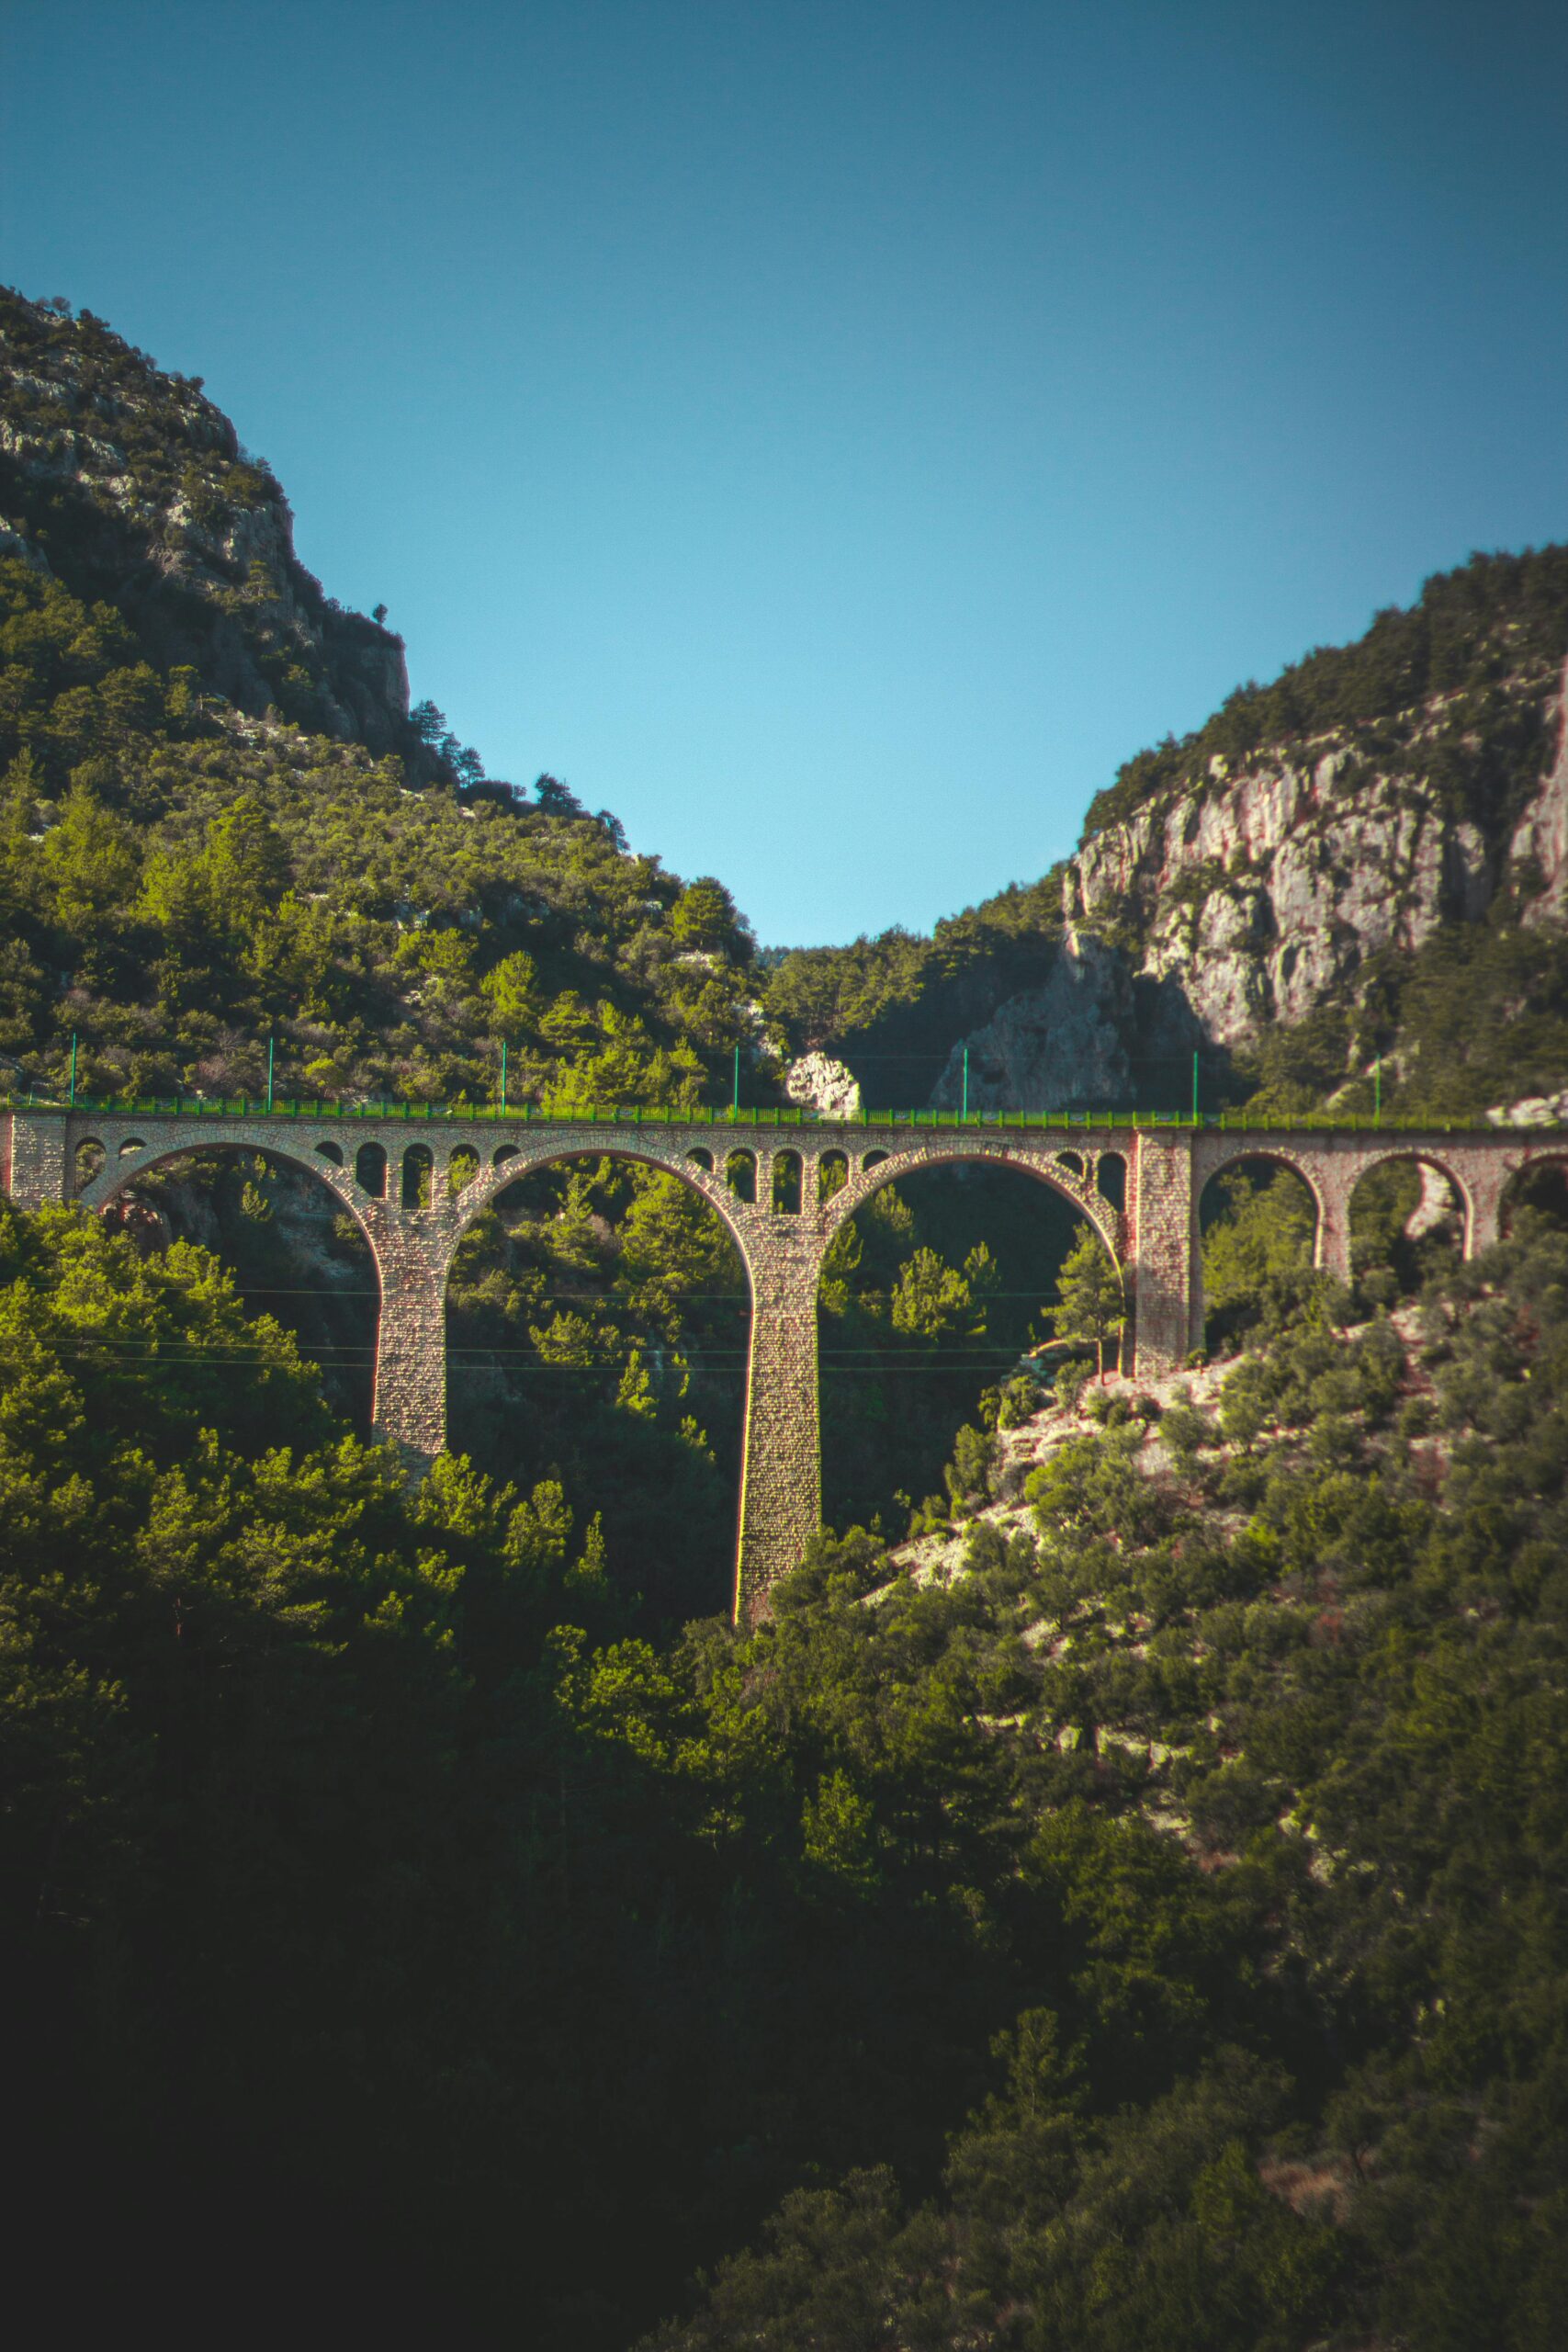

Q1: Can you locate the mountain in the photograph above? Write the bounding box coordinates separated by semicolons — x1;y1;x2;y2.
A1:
0;288;413;752
762;551;1568;1122
0;286;772;1114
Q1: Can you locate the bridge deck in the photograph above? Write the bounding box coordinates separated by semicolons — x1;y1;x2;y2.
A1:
5;1092;1560;1136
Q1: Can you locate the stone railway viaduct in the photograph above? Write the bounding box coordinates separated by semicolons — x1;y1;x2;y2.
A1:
5;1102;1562;1621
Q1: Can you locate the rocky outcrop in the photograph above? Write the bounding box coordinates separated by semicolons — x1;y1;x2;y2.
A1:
784;1052;863;1119
1488;1089;1568;1127
1510;662;1568;926
0;288;412;752
1066;707;1543;1049
931;650;1568;1109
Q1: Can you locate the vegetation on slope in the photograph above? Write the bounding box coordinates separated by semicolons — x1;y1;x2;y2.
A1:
648;1203;1568;2350
0;549;766;1109
8;1184;1568;2346
1081;545;1568;842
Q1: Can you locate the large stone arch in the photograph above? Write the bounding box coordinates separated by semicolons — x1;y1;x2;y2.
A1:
1499;1147;1568;1233
813;1136;1129;1532
820;1136;1125;1266
437;1135;775;1621
445;1134;761;1284
1190;1145;1328;1354
76;1128;382;1264
1193;1145;1330;1259
75;1128;388;1431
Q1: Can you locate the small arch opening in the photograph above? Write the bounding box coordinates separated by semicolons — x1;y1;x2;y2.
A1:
863;1149;888;1171
492;1145;518;1169
1199;1155;1321;1354
74;1137;106;1193
726;1148;756;1204
447;1146;479;1197
1502;1156;1568;1236
686;1147;714;1173
355;1141;388;1199
818;1149;849;1203
118;1137;145;1159
1349;1156;1464;1303
1055;1150;1084;1179
772;1148;803;1215
401;1143;434;1211
1096;1151;1126;1211
315;1140;344;1168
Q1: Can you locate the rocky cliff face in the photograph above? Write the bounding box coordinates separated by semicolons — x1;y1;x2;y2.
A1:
933;627;1568;1113
0;288;412;751
931;931;1138;1111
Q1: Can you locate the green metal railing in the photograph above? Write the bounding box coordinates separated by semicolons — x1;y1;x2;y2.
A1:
3;1091;1561;1136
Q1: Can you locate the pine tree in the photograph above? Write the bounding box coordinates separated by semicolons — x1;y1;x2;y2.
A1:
1045;1225;1125;1379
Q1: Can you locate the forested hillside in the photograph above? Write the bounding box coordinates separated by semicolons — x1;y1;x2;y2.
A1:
9;1176;1568;2345
6;287;1568;2349
0;288;1101;1610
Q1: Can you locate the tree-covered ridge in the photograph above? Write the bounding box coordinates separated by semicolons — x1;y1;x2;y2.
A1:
1080;543;1568;842
0;285;411;747
0;288;769;1113
0;548;766;1106
9;1193;1568;2346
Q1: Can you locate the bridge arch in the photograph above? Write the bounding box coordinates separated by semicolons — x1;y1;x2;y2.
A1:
1196;1146;1329;1260
78;1129;381;1262
1193;1148;1325;1352
815;1137;1126;1534
441;1138;757;1620
1501;1150;1568;1232
77;1131;385;1429
445;1136;759;1277
820;1138;1124;1265
1346;1147;1474;1255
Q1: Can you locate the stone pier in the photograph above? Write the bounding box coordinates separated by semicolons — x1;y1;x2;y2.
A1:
6;1102;1562;1621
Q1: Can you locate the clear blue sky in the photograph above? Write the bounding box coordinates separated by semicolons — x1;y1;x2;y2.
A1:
5;0;1566;946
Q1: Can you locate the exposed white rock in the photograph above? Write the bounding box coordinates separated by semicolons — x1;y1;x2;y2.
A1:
1486;1090;1568;1127
1405;1162;1462;1238
1510;655;1568;925
784;1051;862;1120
